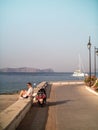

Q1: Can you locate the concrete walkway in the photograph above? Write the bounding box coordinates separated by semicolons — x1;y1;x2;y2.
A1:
17;83;98;130
0;94;18;112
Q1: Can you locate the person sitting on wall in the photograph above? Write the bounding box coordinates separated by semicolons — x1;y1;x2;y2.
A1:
19;82;34;99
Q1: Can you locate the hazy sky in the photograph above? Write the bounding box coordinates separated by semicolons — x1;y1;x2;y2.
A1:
0;0;98;72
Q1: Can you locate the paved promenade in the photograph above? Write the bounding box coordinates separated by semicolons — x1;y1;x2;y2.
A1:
0;94;18;112
17;83;98;130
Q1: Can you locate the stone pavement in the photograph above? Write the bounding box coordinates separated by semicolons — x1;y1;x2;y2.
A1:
17;83;98;130
0;94;18;112
46;84;98;130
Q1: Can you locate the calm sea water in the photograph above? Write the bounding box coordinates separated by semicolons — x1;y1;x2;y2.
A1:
0;72;98;94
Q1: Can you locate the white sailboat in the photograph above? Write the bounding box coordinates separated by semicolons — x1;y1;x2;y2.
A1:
72;69;85;77
72;55;88;77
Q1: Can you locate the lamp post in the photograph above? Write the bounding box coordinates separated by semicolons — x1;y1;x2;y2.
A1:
94;47;98;77
87;36;91;87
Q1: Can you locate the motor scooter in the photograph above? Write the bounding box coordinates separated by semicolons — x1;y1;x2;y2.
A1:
36;90;46;107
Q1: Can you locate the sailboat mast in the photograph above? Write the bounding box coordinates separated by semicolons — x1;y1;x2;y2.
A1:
78;54;81;71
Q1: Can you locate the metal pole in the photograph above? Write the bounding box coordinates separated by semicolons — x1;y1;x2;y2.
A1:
89;46;91;87
87;36;91;87
94;47;96;77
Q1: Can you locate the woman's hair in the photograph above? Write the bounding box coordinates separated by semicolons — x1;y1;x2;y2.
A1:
27;82;32;86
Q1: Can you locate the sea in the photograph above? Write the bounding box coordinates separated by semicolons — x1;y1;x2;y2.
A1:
0;72;98;94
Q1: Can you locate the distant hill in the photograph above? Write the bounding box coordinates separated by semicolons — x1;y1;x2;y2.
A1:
0;67;54;73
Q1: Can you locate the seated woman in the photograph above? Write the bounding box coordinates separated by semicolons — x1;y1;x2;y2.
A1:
19;82;34;99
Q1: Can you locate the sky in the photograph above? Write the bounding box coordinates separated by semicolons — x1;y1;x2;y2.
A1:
0;0;98;72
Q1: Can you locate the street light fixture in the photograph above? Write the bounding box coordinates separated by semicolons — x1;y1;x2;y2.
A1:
96;48;98;55
94;47;98;77
87;36;91;87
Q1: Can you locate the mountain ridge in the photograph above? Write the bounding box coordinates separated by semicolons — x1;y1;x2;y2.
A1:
0;67;54;73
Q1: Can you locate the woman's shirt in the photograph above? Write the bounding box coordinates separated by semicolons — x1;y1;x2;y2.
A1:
26;87;34;97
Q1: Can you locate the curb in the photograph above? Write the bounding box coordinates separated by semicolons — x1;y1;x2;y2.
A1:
85;86;98;96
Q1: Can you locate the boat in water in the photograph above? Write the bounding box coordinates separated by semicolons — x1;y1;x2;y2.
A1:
72;55;88;77
72;69;88;77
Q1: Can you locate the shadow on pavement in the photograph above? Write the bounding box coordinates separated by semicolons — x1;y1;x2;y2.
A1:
47;99;72;106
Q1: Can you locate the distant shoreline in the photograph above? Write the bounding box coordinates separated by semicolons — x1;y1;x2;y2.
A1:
0;67;54;73
0;71;73;73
